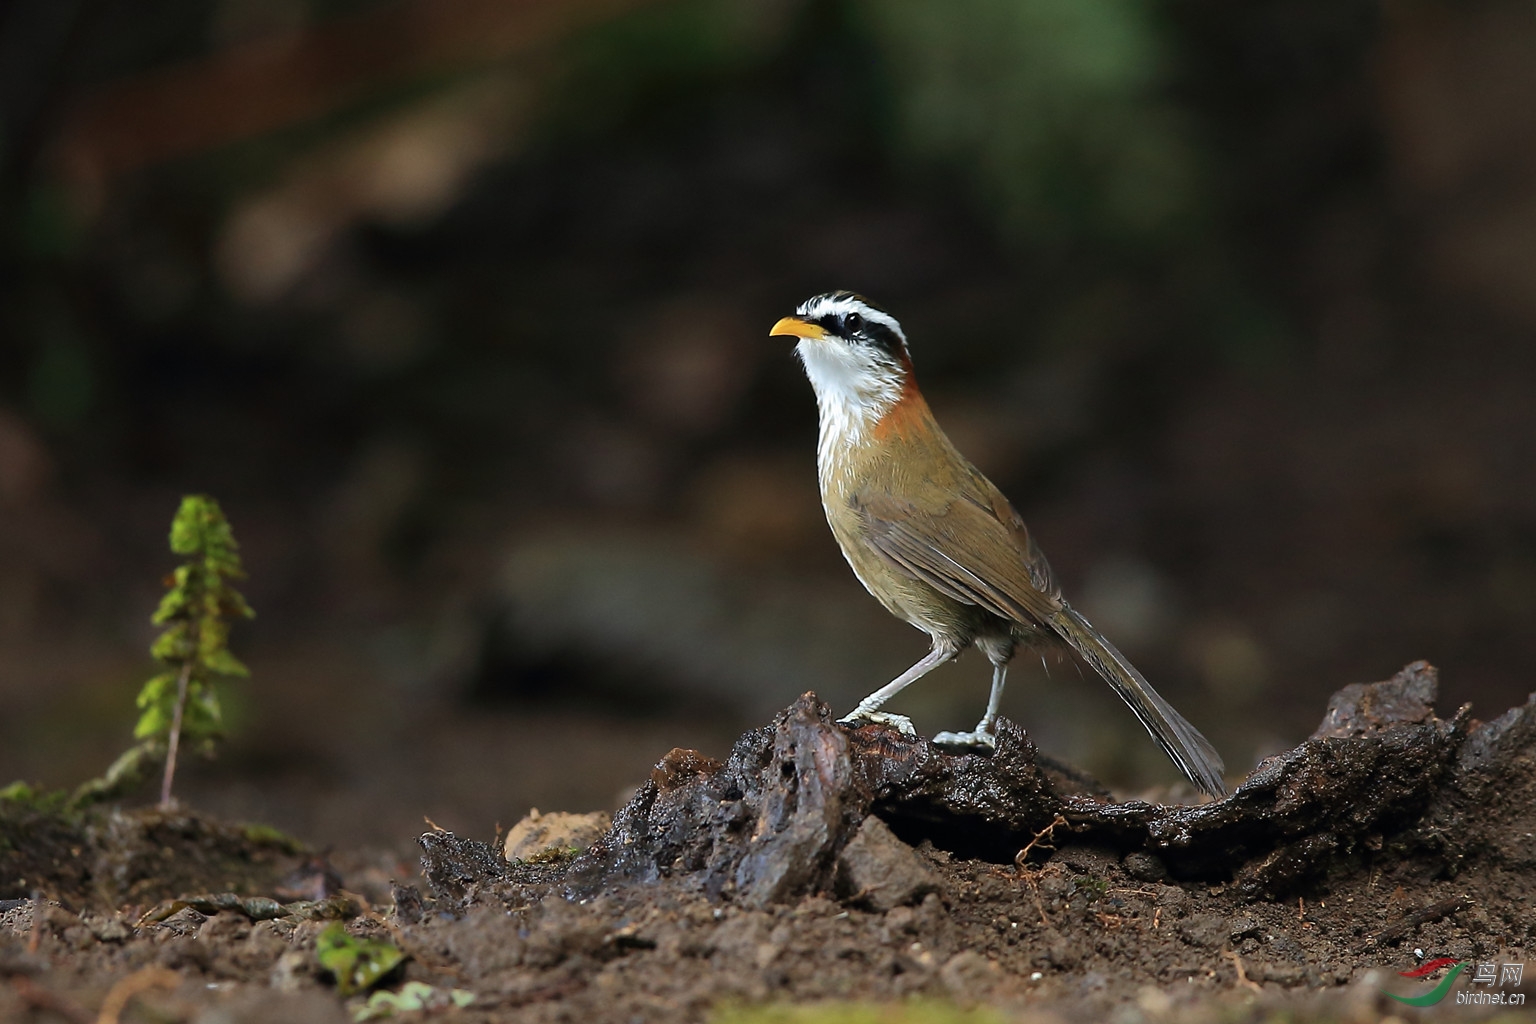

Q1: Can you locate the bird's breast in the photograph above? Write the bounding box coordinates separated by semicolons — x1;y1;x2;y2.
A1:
816;412;964;636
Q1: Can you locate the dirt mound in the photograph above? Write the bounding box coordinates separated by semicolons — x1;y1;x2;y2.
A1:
2;662;1533;1022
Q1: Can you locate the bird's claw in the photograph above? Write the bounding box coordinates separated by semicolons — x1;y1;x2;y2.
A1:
838;710;917;739
932;728;997;753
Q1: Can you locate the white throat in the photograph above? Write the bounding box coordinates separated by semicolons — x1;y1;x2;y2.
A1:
796;337;904;484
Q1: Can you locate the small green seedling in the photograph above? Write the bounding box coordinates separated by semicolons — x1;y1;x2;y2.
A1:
136;494;254;807
316;922;406;997
356;981;475;1020
1074;876;1110;899
15;495;255;813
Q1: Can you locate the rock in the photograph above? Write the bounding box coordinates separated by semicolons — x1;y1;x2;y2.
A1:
390;882;424;925
1414;688;1536;873
1228;915;1261;941
650;748;724;792
1057;845;1120;878
81;910;132;943
1176;913;1230;949
835;815;941;912
563;695;862;907
1456;689;1536;770
731;702;855;906
1044;936;1081;968
503;809;612;862
419;830;508;911
1311;660;1441;738
1123;851;1168;882
939;950;1004;998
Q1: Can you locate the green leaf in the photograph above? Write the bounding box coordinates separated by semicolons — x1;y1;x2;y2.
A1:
0;780;70;812
0;781;37;803
151;567;193;623
188;688;222;729
203;647;249;678
170;495;219;555
134;700;172;739
316;922;405;997
150;626;193;662
136;671;178;708
224;591;255;620
354;982;475;1021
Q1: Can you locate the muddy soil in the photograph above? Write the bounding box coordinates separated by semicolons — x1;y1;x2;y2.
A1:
3;662;1534;1023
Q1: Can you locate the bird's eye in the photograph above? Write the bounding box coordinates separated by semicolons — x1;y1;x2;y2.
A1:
844;312;864;333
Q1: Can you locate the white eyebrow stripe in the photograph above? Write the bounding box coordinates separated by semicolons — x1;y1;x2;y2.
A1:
794;293;907;347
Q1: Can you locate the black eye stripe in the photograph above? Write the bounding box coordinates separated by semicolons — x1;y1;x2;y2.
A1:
862;322;903;356
800;294;906;356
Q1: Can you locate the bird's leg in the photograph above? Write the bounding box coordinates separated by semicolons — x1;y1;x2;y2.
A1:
933;660;1009;752
838;646;957;739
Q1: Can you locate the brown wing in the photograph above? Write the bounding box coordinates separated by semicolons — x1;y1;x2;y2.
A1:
851;470;1062;627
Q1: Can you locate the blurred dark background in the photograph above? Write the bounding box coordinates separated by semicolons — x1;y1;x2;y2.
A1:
3;0;1535;847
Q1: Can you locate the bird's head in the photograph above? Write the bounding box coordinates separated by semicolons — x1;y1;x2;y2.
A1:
770;291;912;426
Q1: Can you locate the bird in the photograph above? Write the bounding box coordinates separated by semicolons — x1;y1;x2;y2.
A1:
770;291;1227;797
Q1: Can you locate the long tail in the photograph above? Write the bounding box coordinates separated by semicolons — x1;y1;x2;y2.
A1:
1048;604;1227;797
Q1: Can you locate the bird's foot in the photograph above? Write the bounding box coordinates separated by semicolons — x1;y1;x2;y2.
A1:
837;709;917;740
931;728;997;753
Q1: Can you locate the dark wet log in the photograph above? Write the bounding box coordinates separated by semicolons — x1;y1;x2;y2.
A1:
559;701;865;905
428;661;1527;908
1413;686;1536;876
1056;661;1472;896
